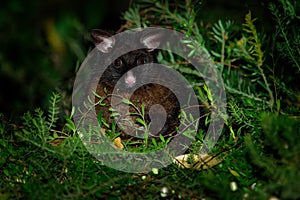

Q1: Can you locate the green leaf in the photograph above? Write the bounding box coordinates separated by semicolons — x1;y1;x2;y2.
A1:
188;49;196;57
110;112;120;118
183;129;195;139
141;104;145;117
136;118;146;127
70;106;75;118
97;111;103;127
159;134;165;143
122;98;133;105
65;116;76;131
152;138;157;147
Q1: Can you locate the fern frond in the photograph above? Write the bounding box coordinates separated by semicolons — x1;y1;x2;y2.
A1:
211;20;233;72
47;92;61;130
122;5;142;29
243;12;264;66
243;11;274;106
34;108;48;142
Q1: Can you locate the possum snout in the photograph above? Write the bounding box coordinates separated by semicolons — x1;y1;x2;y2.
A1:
125;71;136;88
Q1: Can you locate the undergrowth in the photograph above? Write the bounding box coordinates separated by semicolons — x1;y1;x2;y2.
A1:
1;0;299;199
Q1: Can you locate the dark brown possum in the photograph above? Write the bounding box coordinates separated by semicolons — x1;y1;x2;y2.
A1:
91;29;180;140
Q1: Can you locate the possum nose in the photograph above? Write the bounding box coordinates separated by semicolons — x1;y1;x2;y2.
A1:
125;71;136;87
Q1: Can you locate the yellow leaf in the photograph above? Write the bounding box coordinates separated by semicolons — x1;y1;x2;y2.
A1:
229;169;240;177
113;137;124;149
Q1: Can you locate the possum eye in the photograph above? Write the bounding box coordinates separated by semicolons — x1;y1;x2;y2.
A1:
136;57;147;66
113;58;123;68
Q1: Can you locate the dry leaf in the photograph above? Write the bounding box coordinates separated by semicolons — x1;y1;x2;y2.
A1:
173;153;222;170
100;128;124;149
113;137;124;149
100;128;106;135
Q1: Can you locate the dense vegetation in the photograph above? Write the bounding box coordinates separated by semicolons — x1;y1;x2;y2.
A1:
1;0;299;199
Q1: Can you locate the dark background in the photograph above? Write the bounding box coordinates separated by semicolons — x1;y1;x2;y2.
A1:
0;0;272;118
0;0;131;118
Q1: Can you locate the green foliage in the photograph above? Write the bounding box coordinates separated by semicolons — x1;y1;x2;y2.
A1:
121;0;299;198
269;0;300;71
245;114;300;199
0;93;135;199
97;97;173;151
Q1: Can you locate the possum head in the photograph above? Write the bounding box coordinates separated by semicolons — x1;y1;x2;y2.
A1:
91;29;163;88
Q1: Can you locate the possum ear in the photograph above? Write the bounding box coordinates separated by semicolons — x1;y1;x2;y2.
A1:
140;30;163;51
91;29;115;53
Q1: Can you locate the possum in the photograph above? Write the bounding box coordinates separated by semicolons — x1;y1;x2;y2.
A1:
91;29;180;141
